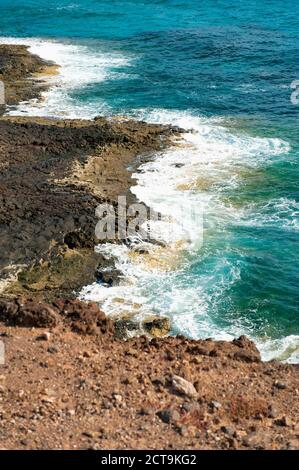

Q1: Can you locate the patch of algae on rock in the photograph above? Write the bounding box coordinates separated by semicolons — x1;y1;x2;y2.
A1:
6;248;102;302
114;314;171;340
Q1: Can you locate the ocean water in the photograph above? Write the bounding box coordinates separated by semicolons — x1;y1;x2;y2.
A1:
0;0;298;361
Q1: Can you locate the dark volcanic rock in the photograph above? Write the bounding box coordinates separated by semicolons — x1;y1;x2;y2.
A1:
157;408;180;424
0;298;59;327
53;299;114;336
114;318;140;339
0;44;178;301
143;317;171;337
0;297;113;336
0;116;176;299
95;256;123;287
232;335;261;363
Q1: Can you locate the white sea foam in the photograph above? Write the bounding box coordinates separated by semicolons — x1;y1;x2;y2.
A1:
0;37;132;118
257;335;299;363
240;197;299;231
56;3;80;11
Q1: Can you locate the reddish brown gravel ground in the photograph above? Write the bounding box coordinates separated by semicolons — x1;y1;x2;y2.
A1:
0;299;298;450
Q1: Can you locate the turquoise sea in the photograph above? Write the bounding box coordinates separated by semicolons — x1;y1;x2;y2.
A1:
0;0;298;361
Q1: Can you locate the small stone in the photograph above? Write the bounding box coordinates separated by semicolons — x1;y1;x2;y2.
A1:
172;375;198;399
132;246;150;255
274;380;287;390
181;402;198;413
47;346;59;354
125;348;138;357
267;404;279;419
274;416;292;427
287;440;299;450
194;381;201;392
67;409;75;417
82;431;97;438
36;332;51;341
0;332;11;339
243;431;269;449
83;351;92;358
192;357;203;365
165;351;175;361
157;408;180;424
44;388;56;397
177;425;188;437
174;163;185;168
90;444;101;450
220;425;235;437
151;376;166;386
177;425;199;438
113;393;122;404
227;438;238;449
143;317;170;338
40;395;55;404
235;430;247;440
139;407;154;416
102;398;113;409
209;400;222;410
40;387;56;403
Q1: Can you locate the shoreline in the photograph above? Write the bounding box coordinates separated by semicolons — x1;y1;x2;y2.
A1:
0;43;298;450
0;114;177;301
0;44;55;111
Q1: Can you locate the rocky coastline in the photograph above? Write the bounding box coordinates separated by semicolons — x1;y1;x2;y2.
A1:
0;44;298;450
0;114;176;300
0;44;57;112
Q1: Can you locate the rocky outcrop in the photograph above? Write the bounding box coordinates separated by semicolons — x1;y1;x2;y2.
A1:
0;116;177;300
0;44;179;304
143;317;171;337
0;44;55;110
0;298;59;328
114;315;171;339
0;297;113;337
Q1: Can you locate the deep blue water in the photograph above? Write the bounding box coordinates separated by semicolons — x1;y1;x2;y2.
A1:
0;0;298;360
